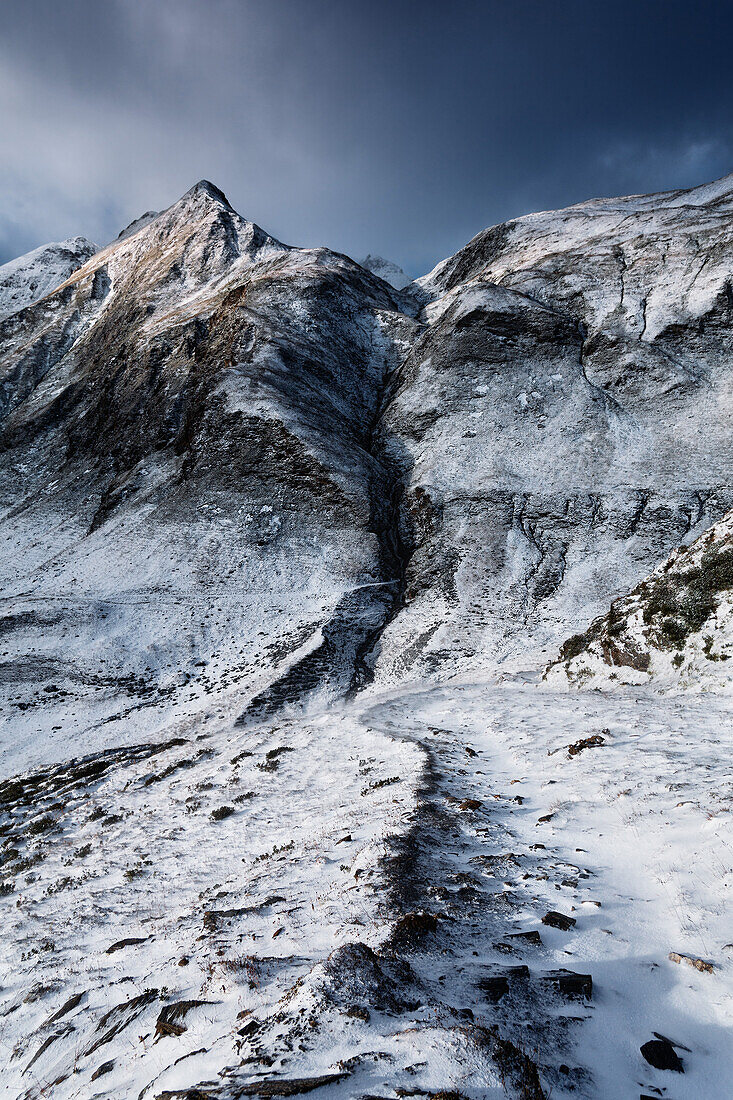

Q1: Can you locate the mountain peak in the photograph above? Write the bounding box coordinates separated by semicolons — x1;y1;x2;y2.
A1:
182;179;233;208
359;253;411;290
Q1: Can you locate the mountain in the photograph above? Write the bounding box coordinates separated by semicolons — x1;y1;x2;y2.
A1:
358;253;412;289
0;175;731;1099
375;173;733;682
0;236;97;320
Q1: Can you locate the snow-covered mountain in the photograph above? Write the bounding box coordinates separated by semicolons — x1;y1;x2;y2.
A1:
0;236;97;320
358;253;412;289
0;175;731;1099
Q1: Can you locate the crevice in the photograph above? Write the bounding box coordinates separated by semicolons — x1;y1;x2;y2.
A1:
236;314;416;724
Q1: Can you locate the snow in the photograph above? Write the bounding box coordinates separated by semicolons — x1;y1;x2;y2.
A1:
358;254;412;290
3;674;731;1098
2;171;733;1098
0;237;97;320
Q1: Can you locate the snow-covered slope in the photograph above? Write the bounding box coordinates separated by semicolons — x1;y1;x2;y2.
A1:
358;254;412;290
1;174;732;1099
372;173;733;682
0;236;97;320
545;508;733;691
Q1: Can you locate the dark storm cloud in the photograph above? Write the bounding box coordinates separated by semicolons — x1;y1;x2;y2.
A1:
1;0;732;273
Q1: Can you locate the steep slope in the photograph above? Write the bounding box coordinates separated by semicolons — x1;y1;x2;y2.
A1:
358;254;412;290
0;237;97;321
0;181;413;771
370;174;733;683
545;507;733;690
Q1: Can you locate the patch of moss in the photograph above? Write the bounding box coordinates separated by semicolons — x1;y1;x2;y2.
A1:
641;545;733;649
558;633;588;661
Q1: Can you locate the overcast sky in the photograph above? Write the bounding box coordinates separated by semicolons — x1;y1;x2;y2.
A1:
1;0;732;274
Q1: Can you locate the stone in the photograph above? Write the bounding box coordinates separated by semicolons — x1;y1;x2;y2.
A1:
640;1037;684;1072
541;910;576;931
668;951;714;973
543;969;592;998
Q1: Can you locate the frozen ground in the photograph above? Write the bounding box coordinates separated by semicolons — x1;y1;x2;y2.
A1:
1;673;731;1099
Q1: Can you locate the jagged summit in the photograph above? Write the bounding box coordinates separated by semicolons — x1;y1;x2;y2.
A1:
182;178;233;207
115;210;159;241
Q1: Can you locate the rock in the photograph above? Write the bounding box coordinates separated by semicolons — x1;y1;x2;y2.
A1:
640;1037;684;1072
479;965;530;1002
233;1075;350;1097
653;1030;691;1052
541;910;576;931
106;936;147;953
507;930;543;945
155;1000;211;1039
567;734;605;757
388;911;440;947
91;1060;115;1080
45;990;85;1023
479;975;509;1002
542;969;592;998
459;798;483;811
668;950;714;973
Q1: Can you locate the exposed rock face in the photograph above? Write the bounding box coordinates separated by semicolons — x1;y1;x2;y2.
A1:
0;236;97;320
1;174;733;765
373;175;733;681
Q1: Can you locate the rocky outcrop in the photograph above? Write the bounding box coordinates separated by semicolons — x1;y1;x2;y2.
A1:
545;508;733;691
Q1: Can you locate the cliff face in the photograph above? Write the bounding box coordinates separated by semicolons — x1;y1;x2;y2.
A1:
374;176;733;682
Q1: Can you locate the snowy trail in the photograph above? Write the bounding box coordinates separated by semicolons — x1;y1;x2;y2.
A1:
1;676;731;1099
356;679;733;1098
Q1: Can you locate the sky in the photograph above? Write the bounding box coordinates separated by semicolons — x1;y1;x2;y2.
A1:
1;0;732;275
